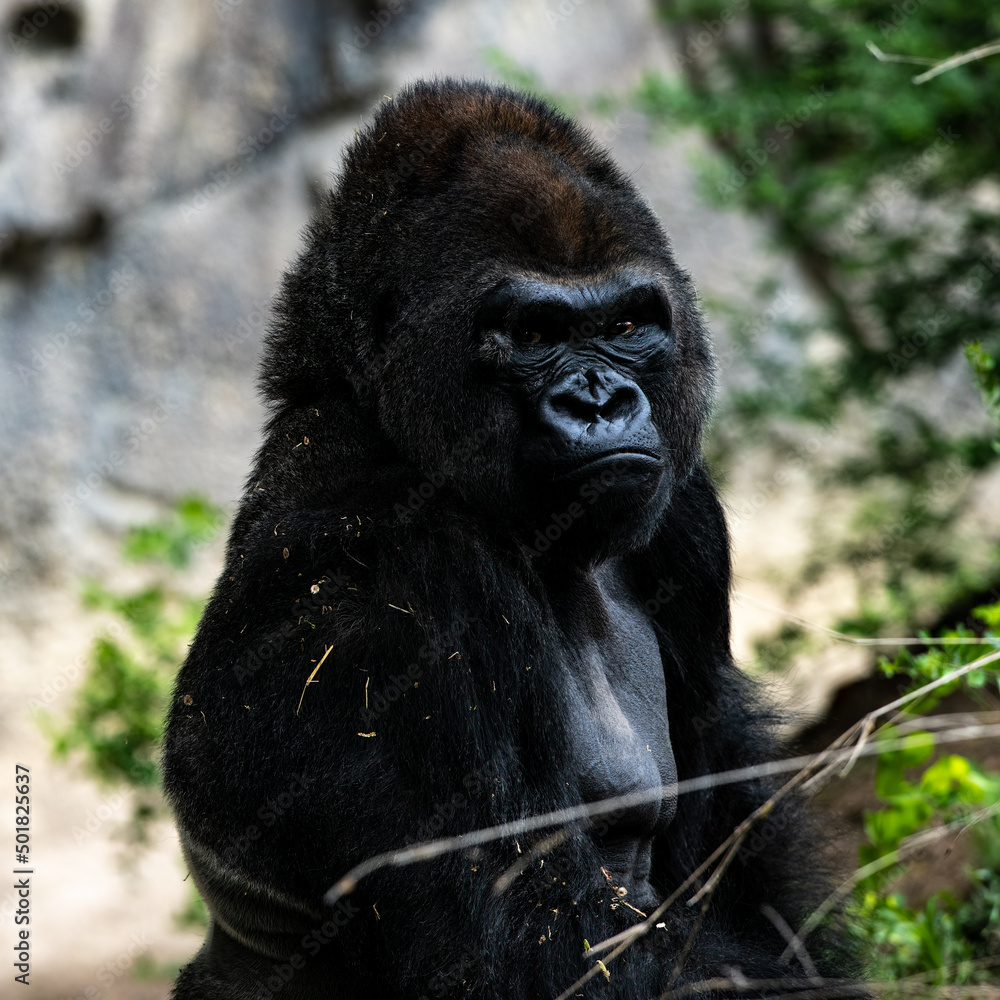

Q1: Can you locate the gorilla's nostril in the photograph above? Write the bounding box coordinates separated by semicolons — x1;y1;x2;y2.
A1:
550;389;600;424
597;385;638;422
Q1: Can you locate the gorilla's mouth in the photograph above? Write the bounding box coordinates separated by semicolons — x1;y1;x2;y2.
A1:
553;449;663;483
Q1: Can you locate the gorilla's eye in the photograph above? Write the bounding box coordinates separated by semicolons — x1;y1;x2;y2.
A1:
516;330;544;345
610;320;636;337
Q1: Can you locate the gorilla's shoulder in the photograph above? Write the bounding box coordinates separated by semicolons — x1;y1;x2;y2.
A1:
193;490;498;664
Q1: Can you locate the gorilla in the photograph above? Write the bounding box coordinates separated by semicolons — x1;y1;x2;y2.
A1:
163;79;857;999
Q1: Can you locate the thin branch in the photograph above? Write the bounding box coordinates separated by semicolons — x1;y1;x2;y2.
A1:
761;904;820;982
318;650;1000;1000
868;36;1000;84
832;647;1000;779
656;974;987;1000
865;41;937;67
610;717;864;986
846;647;1000;735
556;709;1000;999
735;590;999;646
779;799;1000;962
492;826;570;895
913;38;1000;85
668;895;711;988
324;688;1000;906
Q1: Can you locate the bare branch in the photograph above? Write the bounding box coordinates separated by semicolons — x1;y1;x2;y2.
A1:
779;799;1000;962
865;41;936;67
761;904;820;982
735;590;999;647
867;37;1000;84
318;647;1000;1000
913;38;1000;84
324;691;1000;907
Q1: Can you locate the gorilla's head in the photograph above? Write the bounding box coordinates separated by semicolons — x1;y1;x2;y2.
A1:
261;80;716;561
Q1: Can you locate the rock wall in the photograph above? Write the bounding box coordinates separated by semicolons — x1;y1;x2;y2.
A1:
0;0;398;593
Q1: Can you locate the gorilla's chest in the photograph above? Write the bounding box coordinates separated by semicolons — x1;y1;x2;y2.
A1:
552;576;677;884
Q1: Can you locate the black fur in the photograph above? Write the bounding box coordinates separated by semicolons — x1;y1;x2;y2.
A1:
163;79;858;999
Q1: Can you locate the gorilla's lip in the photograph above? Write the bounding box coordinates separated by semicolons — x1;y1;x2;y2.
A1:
553;449;663;482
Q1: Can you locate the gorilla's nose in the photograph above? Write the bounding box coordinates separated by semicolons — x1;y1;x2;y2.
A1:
541;367;650;439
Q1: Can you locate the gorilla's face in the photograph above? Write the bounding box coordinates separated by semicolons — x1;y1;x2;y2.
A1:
374;258;695;562
475;269;676;553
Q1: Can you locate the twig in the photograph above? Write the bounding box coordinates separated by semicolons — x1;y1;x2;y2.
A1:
555;715;1000;999
295;644;333;715
865;41;936;66
913;38;1000;85
779;799;1000;962
735;591;998;646
325;711;1000;905
868;37;1000;85
492;827;571;894
318;650;1000;1000
671;651;1000;980
848;648;1000;732
658;975;876;999
761;904;820;982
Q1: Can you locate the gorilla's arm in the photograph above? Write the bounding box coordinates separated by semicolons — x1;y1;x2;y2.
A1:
165;496;584;996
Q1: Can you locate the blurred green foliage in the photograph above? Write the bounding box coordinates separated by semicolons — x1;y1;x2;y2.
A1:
47;494;223;838
851;601;1000;983
121;494;225;568
967;340;1000;451
646;0;1000;635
